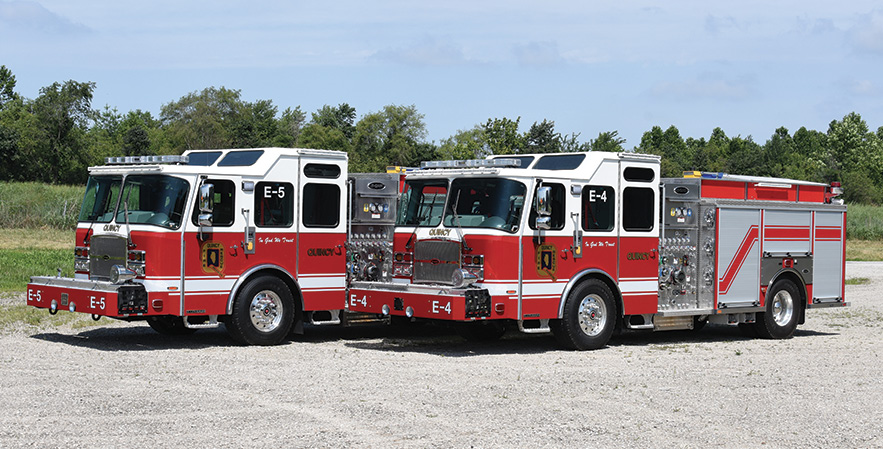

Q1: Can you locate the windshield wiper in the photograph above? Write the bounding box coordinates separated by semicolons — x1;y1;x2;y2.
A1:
450;190;471;252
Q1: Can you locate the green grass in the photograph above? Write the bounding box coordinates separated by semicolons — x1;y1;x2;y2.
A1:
0;248;73;293
846;203;883;240
0;228;75;293
0;181;84;230
845;277;870;285
0;304;106;331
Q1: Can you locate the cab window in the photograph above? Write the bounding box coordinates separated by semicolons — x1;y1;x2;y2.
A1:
191;179;235;227
582;186;614;231
303;183;340;227
255;182;293;227
529;183;565;230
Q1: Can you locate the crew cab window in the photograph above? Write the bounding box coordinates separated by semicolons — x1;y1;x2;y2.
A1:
529;183;565;230
623;187;655;231
303;183;340;227
255;182;293;227
191;179;235;227
582;186;615;231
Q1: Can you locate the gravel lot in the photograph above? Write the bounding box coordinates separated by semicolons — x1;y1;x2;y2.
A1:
1;262;881;448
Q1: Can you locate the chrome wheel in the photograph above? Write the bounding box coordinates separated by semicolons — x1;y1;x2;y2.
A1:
249;290;283;333
578;294;607;337
771;289;794;327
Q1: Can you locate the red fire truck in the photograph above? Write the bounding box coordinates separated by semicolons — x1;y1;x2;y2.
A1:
346;152;847;349
26;148;847;349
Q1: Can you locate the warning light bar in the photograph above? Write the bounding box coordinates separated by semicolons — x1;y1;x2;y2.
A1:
683;171;724;179
105;155;190;165
420;158;521;169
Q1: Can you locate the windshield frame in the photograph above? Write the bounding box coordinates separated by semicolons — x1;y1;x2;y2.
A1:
114;174;192;230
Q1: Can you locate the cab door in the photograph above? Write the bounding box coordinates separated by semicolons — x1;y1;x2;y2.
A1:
617;161;660;315
296;157;347;312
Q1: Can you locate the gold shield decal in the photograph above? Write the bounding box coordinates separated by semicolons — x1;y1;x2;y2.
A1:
201;242;225;277
536;243;557;280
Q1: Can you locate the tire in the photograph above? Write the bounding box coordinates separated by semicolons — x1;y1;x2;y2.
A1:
227;275;295;345
551;279;617;350
753;278;800;339
456;321;506;342
147;316;197;336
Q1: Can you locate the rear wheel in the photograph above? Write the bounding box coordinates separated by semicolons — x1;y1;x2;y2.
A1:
551;279;616;350
753;278;800;339
227;276;294;345
147;316;197;336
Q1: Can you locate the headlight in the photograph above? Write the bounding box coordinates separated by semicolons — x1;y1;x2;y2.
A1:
110;265;137;284
451;268;478;288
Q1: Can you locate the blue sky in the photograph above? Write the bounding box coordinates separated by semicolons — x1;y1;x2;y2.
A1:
2;1;882;149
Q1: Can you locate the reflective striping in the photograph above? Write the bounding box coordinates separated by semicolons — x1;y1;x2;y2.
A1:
297;275;346;289
618;278;658;294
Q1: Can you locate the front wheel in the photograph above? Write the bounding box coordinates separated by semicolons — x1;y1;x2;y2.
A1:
227;276;295;345
753;278;800;339
551;279;617;350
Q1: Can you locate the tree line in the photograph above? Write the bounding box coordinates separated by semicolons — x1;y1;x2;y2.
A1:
1;66;882;204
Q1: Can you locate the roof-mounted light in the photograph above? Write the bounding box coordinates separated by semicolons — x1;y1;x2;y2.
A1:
105;155;189;165
420;158;521;169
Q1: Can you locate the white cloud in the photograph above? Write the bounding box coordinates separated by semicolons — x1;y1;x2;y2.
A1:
371;37;470;66
0;1;90;35
849;9;883;55
650;72;757;101
513;41;564;66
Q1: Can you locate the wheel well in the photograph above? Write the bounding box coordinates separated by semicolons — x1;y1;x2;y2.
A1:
228;268;304;318
769;270;807;324
558;271;623;321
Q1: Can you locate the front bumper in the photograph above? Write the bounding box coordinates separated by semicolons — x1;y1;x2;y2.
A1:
348;282;496;321
27;276;149;317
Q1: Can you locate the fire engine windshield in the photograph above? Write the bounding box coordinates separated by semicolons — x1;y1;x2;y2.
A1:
444;178;526;232
115;175;191;229
78;176;122;223
398;180;448;227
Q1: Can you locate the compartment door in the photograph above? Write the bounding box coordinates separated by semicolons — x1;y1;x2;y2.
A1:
716;208;760;308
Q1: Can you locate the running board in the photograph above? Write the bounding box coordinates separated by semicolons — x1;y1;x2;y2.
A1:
342;312;390;326
309;310;341;326
183;315;220;329
518;319;550;334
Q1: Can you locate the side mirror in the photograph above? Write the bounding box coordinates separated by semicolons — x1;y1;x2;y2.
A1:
198;183;214;227
535;186;551;216
534;186;552;229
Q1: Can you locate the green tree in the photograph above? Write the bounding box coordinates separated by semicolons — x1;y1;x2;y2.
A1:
725;136;763;176
589;130;626;153
637;125;689;177
437;126;486;160
524;119;561;153
311;103;356;139
482;117;524;155
27;80;96;183
351;104;430;172
160;87;282;151
0;65;17;107
274;106;306;147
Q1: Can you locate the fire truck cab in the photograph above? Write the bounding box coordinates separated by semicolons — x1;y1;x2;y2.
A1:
347;152;847;349
27;148;349;345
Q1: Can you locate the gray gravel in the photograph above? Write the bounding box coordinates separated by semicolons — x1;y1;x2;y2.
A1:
1;262;881;448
